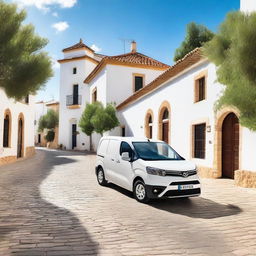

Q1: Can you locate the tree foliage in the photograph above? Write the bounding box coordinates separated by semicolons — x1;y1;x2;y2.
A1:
203;11;256;130
45;130;55;142
0;1;53;99
92;103;120;135
174;22;214;62
79;102;102;136
38;109;59;132
79;102;120;150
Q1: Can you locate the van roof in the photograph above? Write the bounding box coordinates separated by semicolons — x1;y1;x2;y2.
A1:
100;136;162;143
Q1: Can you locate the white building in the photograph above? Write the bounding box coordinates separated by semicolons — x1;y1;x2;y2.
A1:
35;100;59;148
0;89;35;165
58;39;105;150
58;40;169;150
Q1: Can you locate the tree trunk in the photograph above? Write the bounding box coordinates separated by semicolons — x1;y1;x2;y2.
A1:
89;134;93;152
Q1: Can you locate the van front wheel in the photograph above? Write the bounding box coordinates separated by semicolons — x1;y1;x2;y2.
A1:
97;167;107;186
133;180;150;203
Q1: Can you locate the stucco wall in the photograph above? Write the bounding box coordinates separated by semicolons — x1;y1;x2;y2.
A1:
240;0;256;12
58;56;97;150
0;88;35;161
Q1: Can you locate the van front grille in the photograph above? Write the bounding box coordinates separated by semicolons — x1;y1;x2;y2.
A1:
165;170;197;177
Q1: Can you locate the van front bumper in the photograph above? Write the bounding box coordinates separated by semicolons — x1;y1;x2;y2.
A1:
145;181;201;199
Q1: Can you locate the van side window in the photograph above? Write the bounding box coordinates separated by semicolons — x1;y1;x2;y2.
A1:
98;139;109;156
120;142;133;158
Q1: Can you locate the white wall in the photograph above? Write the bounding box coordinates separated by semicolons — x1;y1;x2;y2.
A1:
106;65;165;106
0;88;35;158
240;0;256;12
58;56;98;150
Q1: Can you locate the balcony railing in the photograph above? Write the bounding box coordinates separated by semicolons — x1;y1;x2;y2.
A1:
66;95;81;106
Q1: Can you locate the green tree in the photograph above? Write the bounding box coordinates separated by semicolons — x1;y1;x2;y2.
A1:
38;109;59;132
45;130;55;142
92;103;120;135
79;102;120;151
79;102;101;151
0;1;53;99
203;11;256;130
174;22;214;62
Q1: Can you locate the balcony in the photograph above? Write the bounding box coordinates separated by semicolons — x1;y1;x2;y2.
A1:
66;95;81;109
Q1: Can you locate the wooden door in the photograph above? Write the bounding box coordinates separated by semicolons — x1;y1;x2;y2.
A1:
72;124;77;149
17;118;23;158
222;113;239;179
73;85;78;105
162;122;169;144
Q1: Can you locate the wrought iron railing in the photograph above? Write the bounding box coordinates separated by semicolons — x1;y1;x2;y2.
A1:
66;95;81;106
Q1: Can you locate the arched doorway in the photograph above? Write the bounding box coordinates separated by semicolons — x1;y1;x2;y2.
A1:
17;114;24;158
222;113;239;178
145;109;153;139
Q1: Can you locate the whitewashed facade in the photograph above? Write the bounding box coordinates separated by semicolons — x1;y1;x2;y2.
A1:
58;40;103;150
0;88;35;165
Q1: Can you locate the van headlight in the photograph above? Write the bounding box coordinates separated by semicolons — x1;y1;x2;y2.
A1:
146;166;166;176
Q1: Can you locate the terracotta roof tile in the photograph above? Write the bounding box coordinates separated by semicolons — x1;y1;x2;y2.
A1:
84;51;170;83
106;52;169;68
63;39;94;53
116;48;206;110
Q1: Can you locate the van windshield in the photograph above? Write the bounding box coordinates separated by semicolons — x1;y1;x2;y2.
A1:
132;142;184;161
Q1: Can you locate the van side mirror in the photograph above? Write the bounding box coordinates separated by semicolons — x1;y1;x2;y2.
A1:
121;152;131;161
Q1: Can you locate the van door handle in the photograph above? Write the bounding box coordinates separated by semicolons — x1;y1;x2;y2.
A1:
116;160;120;163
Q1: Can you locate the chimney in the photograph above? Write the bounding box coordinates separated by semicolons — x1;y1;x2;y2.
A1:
131;40;137;53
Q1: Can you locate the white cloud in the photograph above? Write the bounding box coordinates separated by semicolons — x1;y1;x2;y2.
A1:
91;44;102;53
52;21;69;32
52;11;58;17
51;57;60;69
13;0;77;11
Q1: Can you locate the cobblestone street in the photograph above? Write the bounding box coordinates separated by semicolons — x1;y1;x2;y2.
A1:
0;148;256;256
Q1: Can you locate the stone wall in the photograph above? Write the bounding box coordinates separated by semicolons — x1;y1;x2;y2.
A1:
25;146;35;158
235;170;256;188
0;156;17;166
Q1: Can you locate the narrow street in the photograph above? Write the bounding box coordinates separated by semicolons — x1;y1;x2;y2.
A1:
0;148;255;256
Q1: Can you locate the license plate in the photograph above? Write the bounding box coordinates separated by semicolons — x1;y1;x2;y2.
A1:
178;184;194;190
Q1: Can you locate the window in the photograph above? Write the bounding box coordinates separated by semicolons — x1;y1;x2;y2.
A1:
193;123;206;159
121;126;125;137
73;67;77;74
3;113;10;147
92;88;97;103
120;141;133;158
195;76;206;102
145;113;153;139
25;95;29;104
73;84;79;105
133;74;144;92
132;142;183;161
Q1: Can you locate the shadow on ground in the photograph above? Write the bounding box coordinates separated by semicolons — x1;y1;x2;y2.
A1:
107;183;242;219
0;149;99;256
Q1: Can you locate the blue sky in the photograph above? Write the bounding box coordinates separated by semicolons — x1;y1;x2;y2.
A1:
10;0;240;102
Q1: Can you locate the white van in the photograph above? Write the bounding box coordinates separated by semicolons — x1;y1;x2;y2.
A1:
95;136;201;203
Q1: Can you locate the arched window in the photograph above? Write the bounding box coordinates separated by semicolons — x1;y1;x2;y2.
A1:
158;101;171;144
162;109;169;120
3;110;11;148
145;110;154;139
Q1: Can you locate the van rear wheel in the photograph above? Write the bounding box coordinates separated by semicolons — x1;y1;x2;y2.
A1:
133;180;150;203
97;167;107;186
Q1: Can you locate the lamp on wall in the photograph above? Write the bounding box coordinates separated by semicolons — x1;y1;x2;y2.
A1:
206;125;211;133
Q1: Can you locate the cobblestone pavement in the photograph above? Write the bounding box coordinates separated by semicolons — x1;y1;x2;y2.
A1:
0;149;256;256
